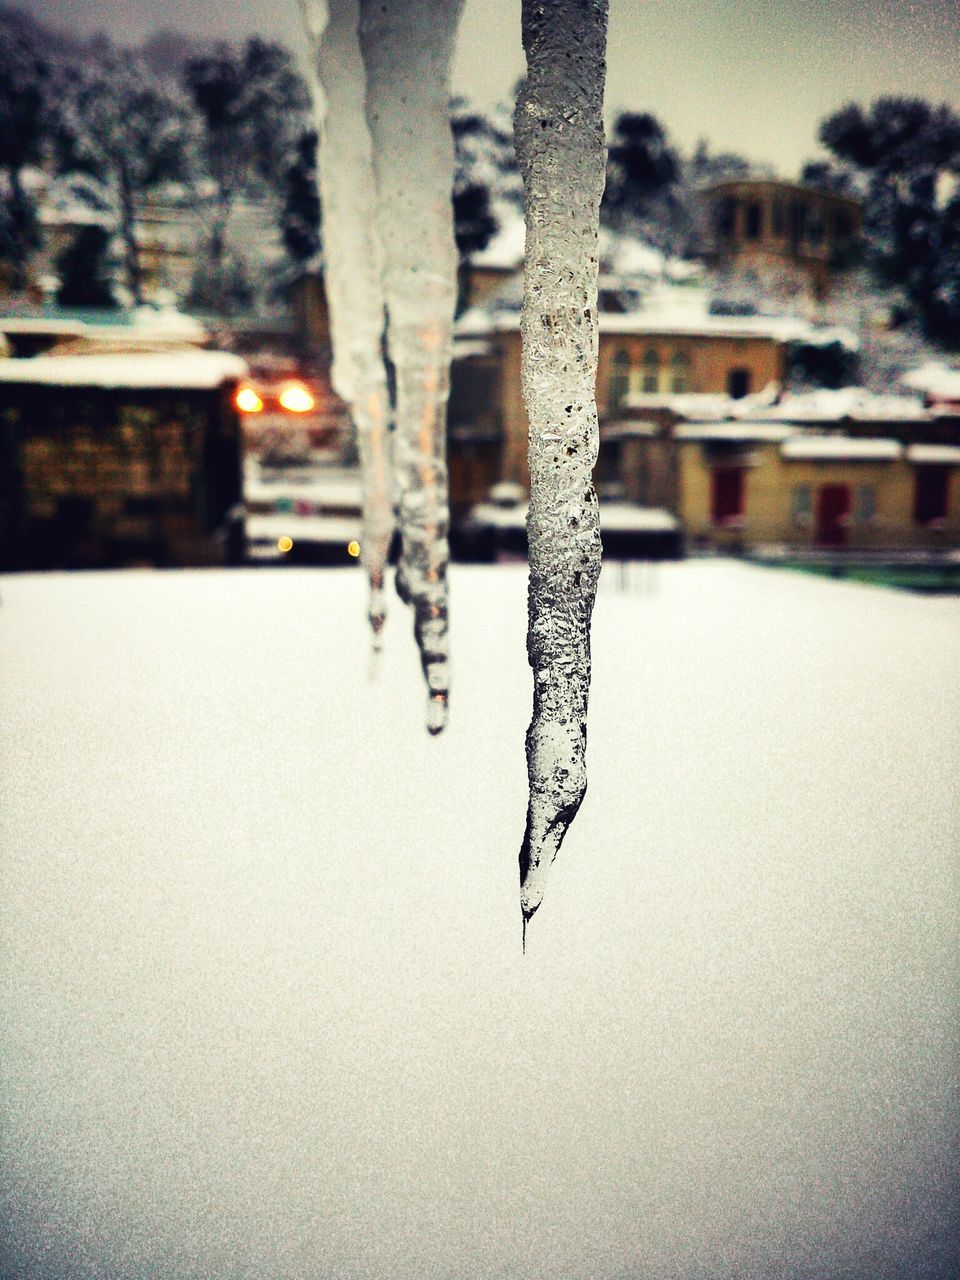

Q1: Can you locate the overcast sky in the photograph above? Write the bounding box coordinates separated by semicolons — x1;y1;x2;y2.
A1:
25;0;960;174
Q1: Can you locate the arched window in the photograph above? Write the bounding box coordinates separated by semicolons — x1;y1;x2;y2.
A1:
641;348;660;394
670;351;691;393
608;348;630;411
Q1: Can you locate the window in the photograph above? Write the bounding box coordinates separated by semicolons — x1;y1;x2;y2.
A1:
913;466;950;524
641;348;660;394
789;200;807;250
832;210;853;245
670;351;691;393
772;201;786;236
853;486;876;525
744;202;763;239
807;211;825;248
714;196;737;240
711;466;746;526
727;368;751;399
792;485;812;526
608;349;630;411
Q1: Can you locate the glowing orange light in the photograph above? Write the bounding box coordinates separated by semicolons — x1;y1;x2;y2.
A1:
278;383;316;414
235;385;264;413
277;535;294;553
347;540;361;558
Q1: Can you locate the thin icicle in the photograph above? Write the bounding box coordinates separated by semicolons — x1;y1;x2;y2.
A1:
515;0;608;930
298;0;394;658
358;0;464;734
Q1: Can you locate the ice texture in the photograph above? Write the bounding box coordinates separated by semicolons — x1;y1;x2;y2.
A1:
358;0;464;733
299;0;394;654
514;0;608;931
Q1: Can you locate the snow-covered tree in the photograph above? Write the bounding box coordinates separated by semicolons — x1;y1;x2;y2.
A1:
55;41;191;303
182;38;310;294
819;96;960;348
280;128;322;266
0;7;50;288
450;100;499;261
602;111;683;254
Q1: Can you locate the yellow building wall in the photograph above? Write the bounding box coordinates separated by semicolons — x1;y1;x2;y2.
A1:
597;333;785;413
679;442;960;550
497;329;786;488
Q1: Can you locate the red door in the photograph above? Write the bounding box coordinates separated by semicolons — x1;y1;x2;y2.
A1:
816;483;850;547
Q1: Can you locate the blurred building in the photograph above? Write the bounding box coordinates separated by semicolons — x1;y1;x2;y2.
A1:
451;285;857;499
0;350;247;570
698;178;863;301
600;386;960;553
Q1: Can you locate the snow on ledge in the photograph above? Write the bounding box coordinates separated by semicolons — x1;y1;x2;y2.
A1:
468;500;678;533
675;422;797;443
906;444;960;465
0;351;248;390
780;436;902;462
901;361;960;399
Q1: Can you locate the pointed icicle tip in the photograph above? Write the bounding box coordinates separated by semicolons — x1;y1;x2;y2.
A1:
426;690;448;736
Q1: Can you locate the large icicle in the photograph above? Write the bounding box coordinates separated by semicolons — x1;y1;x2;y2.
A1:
299;0;394;655
515;0;608;935
358;0;464;734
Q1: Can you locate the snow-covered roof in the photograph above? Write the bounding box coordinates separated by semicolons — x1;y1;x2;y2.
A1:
905;444;960;465
245;512;361;544
0;351;248;390
244;472;363;508
619;385;931;426
0;305;207;345
0;317;87;337
675;422;797;443
901;361;960;400
469;214;692;284
754;387;929;423
597;503;679;532
780;436;902;462
452;338;496;359
467;500;678;533
457;301;858;349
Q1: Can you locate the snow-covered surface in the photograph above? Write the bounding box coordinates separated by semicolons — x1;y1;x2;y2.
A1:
901;360;960;399
245;512;362;544
470;217;680;282
675;421;797;443
0;350;247;389
457;297;859;350
596;503;679;532
243;468;363;508
621;385;932;425
906;444;960;465
780;436;902;461
468;501;679;533
0;563;957;1280
758;387;929;423
129;306;206;341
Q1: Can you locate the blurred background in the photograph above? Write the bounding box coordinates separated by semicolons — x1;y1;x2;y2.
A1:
1;0;960;589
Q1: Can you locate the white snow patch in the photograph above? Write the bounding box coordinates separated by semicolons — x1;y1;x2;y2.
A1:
901;361;960;400
675;421;797;443
906;444;960;465
781;436;903;461
0;564;957;1280
0;351;247;389
245;512;362;544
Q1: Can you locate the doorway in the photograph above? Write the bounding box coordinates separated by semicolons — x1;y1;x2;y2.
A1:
815;483;850;547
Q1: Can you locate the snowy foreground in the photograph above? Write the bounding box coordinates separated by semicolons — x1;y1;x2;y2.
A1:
1;562;958;1280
